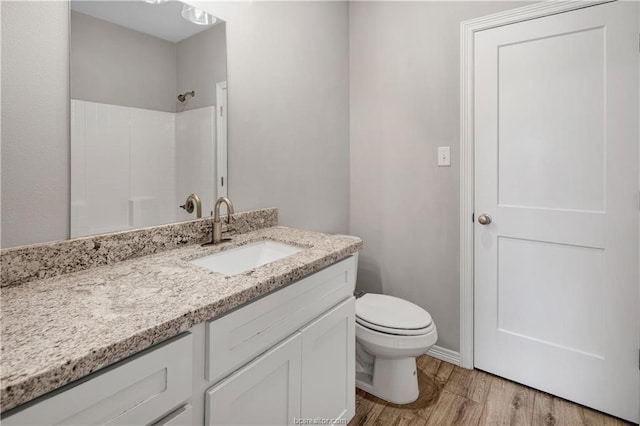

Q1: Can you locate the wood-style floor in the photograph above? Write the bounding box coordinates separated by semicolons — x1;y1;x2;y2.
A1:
349;355;632;426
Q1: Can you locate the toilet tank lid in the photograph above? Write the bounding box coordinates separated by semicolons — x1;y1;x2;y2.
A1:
356;294;433;330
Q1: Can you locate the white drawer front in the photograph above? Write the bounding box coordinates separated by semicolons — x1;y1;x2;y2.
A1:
206;256;356;383
3;333;193;426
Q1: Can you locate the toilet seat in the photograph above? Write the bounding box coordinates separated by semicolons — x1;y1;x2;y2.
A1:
356;317;432;336
356;293;432;336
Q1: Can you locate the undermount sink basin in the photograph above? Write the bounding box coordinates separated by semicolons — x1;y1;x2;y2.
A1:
190;240;303;276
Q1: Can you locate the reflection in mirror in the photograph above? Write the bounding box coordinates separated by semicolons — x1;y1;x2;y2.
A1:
70;1;227;238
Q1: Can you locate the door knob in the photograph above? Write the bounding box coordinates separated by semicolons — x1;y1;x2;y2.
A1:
477;214;492;225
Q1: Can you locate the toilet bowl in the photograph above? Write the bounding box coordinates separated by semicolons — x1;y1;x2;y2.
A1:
355;293;438;404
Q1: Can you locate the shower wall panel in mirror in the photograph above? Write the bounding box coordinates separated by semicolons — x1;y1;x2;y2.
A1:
70;1;227;238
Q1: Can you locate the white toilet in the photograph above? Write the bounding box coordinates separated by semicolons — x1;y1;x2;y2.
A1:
335;235;437;404
355;293;438;404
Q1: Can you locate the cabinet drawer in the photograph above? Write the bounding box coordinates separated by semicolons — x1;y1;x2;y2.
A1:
3;333;193;426
206;256;356;383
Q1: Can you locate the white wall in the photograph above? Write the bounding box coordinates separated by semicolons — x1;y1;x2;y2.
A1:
349;1;531;352
71;100;178;237
71;101;131;236
1;1;69;248
175;106;216;220
129;108;177;228
71;100;218;236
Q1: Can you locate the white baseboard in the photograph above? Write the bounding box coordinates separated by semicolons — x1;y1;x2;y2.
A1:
427;345;461;366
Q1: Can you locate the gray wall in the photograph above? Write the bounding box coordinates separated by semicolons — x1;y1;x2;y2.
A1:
222;1;350;234
70;11;178;113
177;23;227;111
349;1;530;352
71;12;227;113
1;1;70;248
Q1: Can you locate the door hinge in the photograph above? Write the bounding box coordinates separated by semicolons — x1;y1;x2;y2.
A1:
220;105;224;117
221;176;224;187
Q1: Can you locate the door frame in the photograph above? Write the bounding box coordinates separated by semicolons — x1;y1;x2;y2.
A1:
216;81;228;199
458;0;614;369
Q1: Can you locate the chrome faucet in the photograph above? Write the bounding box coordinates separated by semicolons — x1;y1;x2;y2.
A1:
180;193;202;218
206;196;235;245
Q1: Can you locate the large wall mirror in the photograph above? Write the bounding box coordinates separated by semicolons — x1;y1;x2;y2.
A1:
70;0;227;238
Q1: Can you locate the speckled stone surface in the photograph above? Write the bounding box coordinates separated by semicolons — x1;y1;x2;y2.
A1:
0;208;278;288
0;226;362;412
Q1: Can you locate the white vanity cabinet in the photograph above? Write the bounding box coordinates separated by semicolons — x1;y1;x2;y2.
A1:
203;256;357;425
205;298;355;426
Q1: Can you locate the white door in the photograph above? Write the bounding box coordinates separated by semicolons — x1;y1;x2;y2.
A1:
205;333;302;426
473;1;639;422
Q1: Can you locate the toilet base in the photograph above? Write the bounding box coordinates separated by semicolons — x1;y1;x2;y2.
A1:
356;356;419;404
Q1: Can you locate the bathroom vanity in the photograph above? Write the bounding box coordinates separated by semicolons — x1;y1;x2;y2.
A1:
0;210;362;425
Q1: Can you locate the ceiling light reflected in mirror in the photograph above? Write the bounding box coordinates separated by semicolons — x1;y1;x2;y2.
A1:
143;0;217;26
182;4;217;26
70;1;219;43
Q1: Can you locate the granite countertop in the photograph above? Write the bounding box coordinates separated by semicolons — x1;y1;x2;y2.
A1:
0;226;362;413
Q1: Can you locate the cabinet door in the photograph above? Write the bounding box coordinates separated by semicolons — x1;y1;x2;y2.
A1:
205;333;302;426
300;297;355;422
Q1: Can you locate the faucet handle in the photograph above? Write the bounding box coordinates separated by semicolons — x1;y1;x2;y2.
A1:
180;200;194;213
180;194;202;218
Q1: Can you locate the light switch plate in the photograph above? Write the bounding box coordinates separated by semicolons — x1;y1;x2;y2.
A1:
438;146;451;167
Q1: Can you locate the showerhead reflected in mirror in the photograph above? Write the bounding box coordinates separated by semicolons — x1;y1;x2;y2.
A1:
70;1;227;238
178;90;196;102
